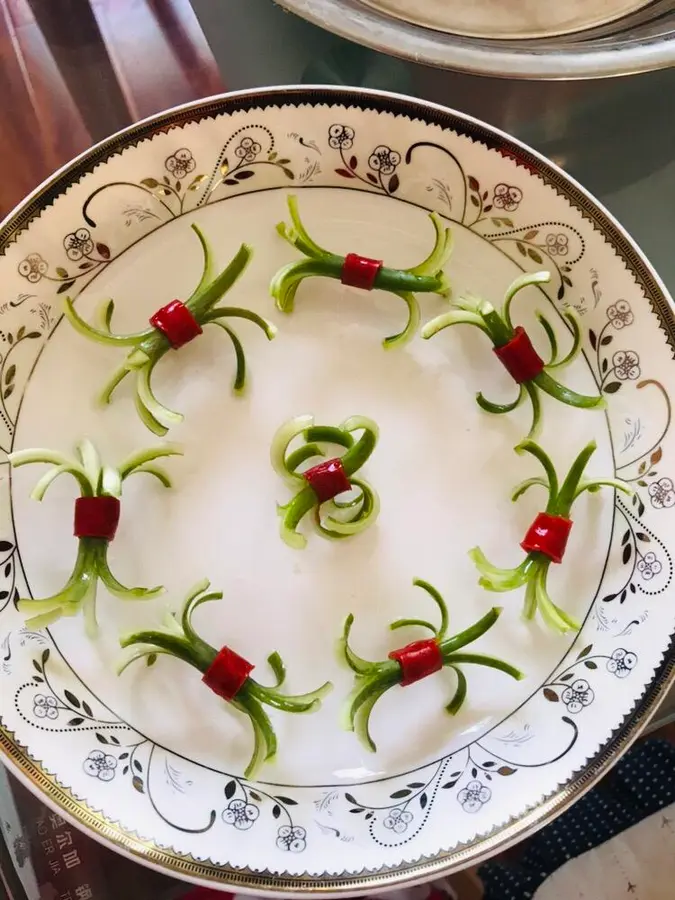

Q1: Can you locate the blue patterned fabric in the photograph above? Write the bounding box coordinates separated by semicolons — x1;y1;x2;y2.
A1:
479;739;675;900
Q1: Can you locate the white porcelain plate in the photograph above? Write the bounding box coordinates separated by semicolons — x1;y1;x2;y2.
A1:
1;87;674;895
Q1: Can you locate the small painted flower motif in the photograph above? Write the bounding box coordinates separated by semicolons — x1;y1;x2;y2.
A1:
276;824;307;852
613;350;641;381
33;694;58;719
383;807;414;833
606;648;638;678
368;145;401;176
222;798;260;830
545;233;569;256
492;184;522;211
607;300;634;329
458;780;492;813
165;148;196;179
649;477;675;509
234;136;262;163
18;253;48;284
328;124;355;151
637;551;662;580
63;228;93;262
83;749;117;782
561;679;595;714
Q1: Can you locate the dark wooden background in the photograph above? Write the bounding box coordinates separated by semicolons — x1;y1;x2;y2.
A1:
0;0;223;220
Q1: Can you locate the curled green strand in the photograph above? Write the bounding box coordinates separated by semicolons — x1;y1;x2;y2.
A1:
118;581;332;779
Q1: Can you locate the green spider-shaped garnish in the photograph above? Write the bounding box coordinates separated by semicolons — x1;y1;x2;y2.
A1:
270;414;380;549
270;194;452;348
422;271;606;438
8;440;181;634
118;579;332;779
471;440;632;634
63;224;276;435
340;579;524;752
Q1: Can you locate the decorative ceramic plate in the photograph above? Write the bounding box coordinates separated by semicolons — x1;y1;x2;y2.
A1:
357;0;652;40
1;87;674;895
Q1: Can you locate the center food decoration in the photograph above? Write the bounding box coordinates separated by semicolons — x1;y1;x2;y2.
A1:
118;580;332;778
271;414;380;548
8;202;629;777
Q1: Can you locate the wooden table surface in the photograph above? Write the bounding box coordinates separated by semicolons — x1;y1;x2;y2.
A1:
0;0;223;221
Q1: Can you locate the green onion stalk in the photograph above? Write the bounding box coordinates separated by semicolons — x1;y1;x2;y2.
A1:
270;414;380;549
8;440;181;635
470;440;632;634
63;224;276;436
270;194;453;348
339;578;523;752
118;579;332;779
422;271;606;439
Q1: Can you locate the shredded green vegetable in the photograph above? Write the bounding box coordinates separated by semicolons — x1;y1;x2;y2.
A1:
471;440;633;634
271;414;380;549
339;578;523;752
421;271;605;438
63;224;276;435
118;579;332;779
8;440;181;635
270;195;453;348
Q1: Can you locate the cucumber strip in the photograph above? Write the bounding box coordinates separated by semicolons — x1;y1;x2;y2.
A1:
279;486;317;548
353;682;392;752
421;309;490;339
556;441;598;513
128;463;172;488
445;652;525;681
534;370;606;410
413;577;449;639
304;425;353;448
439;607;502;657
30;464;90;501
536;312;558;365
208;320;246;392
188;243;253;321
515;440;560;501
574;477;633;500
185;223;215;302
95;546;163;600
469;547;533;590
389;618;437;634
320;479;379;535
247;678;332;713
270;415;314;483
476;385;525;415
409;212;452;277
502;271;551;332
382;291;420;349
203;307;277;341
339;614;377;675
134;391;169;437
266;651;286;687
340;418;378;475
76;439;102;491
512;476;548;502
63;296;153;346
118;444;182;479
98;362;131;405
522;573;539;621
137;360;183;426
286;444;324;473
285;194;332;259
524;380;542;440
548;309;582;369
270;259;336;312
101;465;122;498
116;646;175;676
446;666;467;716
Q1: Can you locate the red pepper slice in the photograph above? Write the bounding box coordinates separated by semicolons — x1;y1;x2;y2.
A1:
493;326;544;383
150;299;203;349
73;496;120;541
202;646;254;701
521;512;573;563
304;458;351;503
341;253;383;291
388;639;443;686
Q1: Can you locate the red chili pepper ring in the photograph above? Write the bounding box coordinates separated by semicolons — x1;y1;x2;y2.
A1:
521;512;573;564
304;458;352;503
493;326;545;384
74;496;120;541
341;253;383;291
202;646;254;701
389;639;443;686
150;299;203;349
